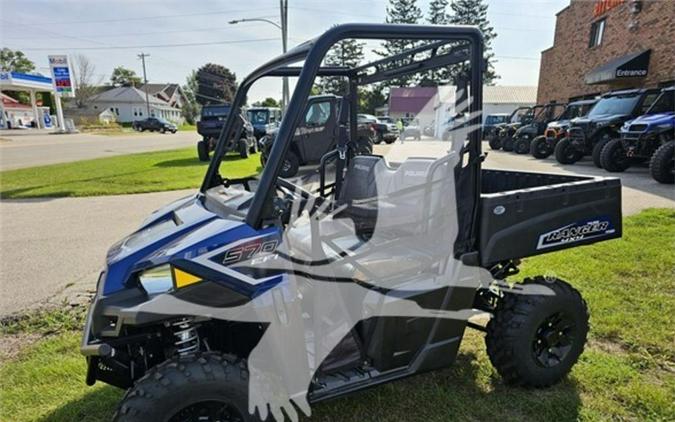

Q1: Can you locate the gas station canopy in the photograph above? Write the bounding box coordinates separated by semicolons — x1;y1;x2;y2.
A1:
0;71;59;129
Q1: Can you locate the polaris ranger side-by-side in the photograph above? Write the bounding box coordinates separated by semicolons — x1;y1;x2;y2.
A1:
530;99;598;159
490;106;535;151
554;88;661;166
81;24;622;422
511;102;567;154
197;104;258;161
599;86;674;183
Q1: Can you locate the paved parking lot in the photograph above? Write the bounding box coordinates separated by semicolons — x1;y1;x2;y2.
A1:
0;130;197;171
0;139;672;316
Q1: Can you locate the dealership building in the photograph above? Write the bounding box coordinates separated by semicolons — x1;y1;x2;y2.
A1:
537;0;674;104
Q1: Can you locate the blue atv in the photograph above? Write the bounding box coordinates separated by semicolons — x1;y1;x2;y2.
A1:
600;87;674;183
80;24;622;422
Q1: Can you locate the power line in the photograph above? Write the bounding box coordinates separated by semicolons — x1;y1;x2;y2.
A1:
2;20;278;41
23;7;280;25
12;38;281;51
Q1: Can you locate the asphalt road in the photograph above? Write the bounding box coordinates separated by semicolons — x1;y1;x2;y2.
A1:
0;139;672;316
0;130;198;171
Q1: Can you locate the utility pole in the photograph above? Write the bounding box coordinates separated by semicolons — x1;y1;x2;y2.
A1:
137;52;151;117
280;0;289;110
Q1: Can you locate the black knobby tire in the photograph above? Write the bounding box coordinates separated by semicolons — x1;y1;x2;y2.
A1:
197;140;210;162
279;151;300;178
600;138;630;172
113;353;258;422
488;136;502;150
649;140;675;184
554;137;582;164
592;135;612;168
530;135;552;159
239;139;250;159
485;277;589;388
502;136;515;152
514;137;531;155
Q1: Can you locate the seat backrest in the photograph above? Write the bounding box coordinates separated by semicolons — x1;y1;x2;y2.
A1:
337;155;387;204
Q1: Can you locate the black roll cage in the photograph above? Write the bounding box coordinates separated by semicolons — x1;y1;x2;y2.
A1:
200;23;484;239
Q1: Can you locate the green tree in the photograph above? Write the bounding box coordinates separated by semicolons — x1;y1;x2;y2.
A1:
110;66;142;87
195;63;237;105
319;39;365;95
0;48;35;73
376;0;423;87
448;0;498;85
359;86;387;115
181;70;200;124
420;0;451;85
253;97;281;108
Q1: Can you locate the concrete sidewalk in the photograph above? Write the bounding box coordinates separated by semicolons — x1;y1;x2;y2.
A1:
0;130;197;171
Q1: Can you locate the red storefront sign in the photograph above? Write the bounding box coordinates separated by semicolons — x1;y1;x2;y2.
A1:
593;0;624;18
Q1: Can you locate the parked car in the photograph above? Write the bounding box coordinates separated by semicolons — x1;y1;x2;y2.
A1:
132;117;177;133
600;86;674;183
247;107;282;140
489;106;534;150
530;99;598;159
482;113;509;138
358;113;398;144
554;88;661;166
401;118;422;140
197;103;257;161
260;95;374;177
376;115;400;143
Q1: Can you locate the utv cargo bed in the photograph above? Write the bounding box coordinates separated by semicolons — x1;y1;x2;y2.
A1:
479;169;621;265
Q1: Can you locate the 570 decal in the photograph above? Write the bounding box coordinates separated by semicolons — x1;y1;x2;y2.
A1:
537;217;615;250
221;239;280;265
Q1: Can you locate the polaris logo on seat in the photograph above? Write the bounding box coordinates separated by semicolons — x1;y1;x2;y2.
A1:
537;217;614;250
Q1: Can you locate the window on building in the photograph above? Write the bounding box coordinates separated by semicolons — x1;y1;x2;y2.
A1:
589;19;606;48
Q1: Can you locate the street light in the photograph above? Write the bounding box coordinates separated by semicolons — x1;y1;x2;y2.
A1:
229;1;289;109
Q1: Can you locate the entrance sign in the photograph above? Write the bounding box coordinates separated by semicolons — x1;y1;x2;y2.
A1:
48;55;75;97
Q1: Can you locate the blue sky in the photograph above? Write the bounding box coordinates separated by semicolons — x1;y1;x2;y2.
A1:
0;0;569;101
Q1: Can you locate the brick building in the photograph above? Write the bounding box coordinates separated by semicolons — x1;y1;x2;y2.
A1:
537;0;674;104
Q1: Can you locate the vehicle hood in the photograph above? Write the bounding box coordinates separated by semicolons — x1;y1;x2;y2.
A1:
628;112;675;126
102;194;258;295
547;119;571;129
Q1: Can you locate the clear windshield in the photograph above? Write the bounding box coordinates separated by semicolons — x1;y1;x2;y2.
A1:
646;90;674;114
248;110;270;125
589;95;640;117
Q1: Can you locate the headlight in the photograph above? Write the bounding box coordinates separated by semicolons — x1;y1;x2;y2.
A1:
138;264;173;295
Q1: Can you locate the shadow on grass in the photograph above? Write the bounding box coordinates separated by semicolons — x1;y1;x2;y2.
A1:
39;385;122;422
310;350;582;422
154;152;259;169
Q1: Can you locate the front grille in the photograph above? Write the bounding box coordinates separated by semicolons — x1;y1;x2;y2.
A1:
629;124;648;132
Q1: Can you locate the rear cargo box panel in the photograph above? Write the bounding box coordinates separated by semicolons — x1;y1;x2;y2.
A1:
479;170;622;266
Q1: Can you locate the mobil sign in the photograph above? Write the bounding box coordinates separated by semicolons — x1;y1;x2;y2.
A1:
48;55;75;97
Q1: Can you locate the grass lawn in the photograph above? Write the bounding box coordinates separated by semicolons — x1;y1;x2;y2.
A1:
0;148;261;199
1;209;673;421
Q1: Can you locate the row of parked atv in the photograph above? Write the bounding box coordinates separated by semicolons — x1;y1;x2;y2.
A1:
485;86;674;184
